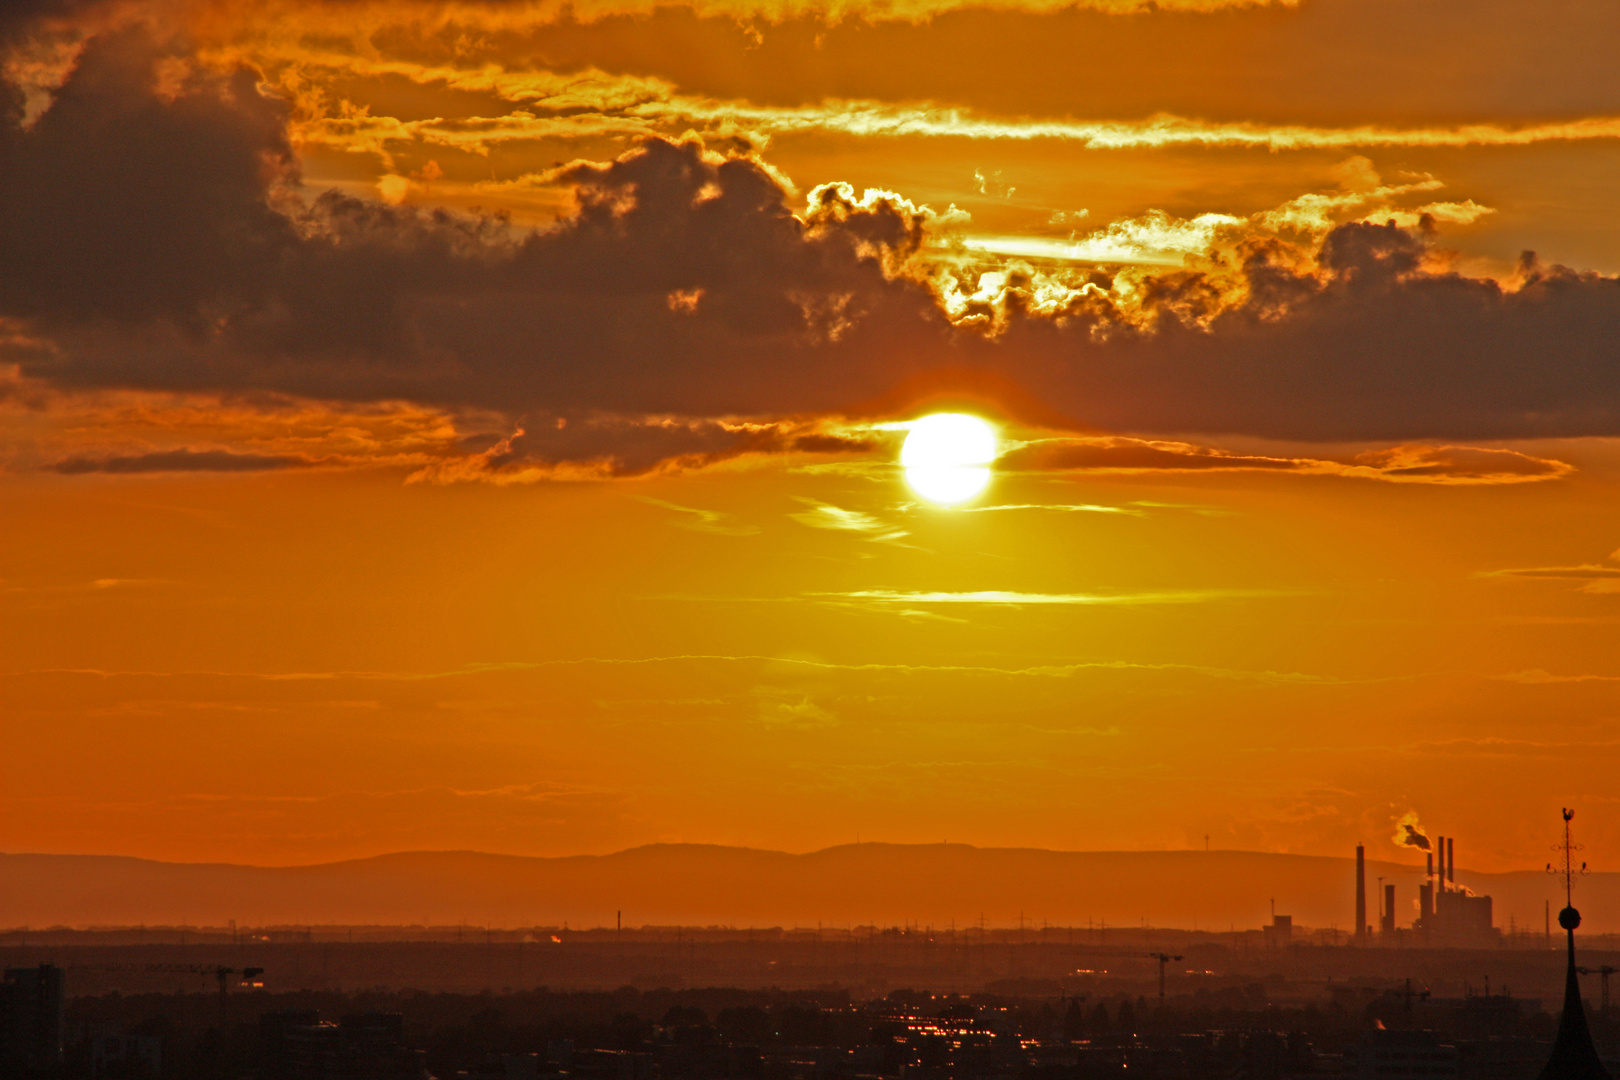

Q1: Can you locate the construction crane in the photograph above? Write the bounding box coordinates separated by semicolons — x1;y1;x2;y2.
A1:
68;964;264;1025
1577;965;1617;1012
1397;977;1431;1015
1145;953;1183;1002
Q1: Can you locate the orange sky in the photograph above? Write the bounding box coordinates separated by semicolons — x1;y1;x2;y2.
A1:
4;0;1620;876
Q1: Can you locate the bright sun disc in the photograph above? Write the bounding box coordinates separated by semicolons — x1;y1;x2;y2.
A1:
901;413;997;504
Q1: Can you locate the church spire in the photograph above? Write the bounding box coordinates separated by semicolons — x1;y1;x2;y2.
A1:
1539;808;1609;1080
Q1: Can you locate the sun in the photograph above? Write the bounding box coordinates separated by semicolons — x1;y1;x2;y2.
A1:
901;413;998;505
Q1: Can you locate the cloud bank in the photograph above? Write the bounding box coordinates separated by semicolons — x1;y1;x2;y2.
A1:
2;21;1618;477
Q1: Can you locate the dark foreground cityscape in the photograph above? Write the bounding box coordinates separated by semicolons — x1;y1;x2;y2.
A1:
4;922;1618;1080
3;819;1607;1079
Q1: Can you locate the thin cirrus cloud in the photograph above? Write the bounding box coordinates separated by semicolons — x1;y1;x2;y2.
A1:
788;498;914;544
1483;566;1620;580
651;106;1620;151
634;496;759;536
954;503;1145;515
289;99;1620;161
787;498;890;533
1484;550;1620;594
817;588;1287;606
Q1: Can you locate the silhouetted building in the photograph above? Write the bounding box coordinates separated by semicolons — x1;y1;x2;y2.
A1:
76;1020;163;1078
0;963;65;1075
1346;1029;1458;1080
260;1009;429;1079
1540;904;1609;1080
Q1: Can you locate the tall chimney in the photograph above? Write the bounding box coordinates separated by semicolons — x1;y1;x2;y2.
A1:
1436;835;1445;892
1423;850;1435;924
1356;845;1367;940
1383;883;1397;936
1448;838;1456;885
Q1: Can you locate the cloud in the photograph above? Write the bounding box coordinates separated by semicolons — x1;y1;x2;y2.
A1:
1346;445;1572;483
1495;670;1620;684
5;22;1620;473
1002;438;1573;485
1003;438;1307;473
1;652;1342;684
1483;546;1620;595
788;497;913;543
196;1;1620;139
0;576;171;594
954;502;1144;515
284;84;1620;165
634;496;759;535
48;447;315;473
788;498;889;532
407;418;842;484
817;588;1281;605
1485;565;1620;580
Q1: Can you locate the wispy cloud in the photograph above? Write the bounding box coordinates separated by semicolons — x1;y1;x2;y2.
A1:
1129;501;1236;517
633;496;758;535
1483;548;1620;594
289;77;1620;157
0;654;1343;684
954;503;1145;515
1483;565;1620;580
683;107;1620;151
788;497;913;544
815;588;1286;606
1494;670;1620;684
1;577;174;594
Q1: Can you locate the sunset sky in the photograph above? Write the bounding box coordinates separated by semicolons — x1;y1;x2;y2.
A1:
4;0;1620;877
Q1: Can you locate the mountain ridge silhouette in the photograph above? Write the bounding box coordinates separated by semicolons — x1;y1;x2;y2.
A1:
1;843;1603;931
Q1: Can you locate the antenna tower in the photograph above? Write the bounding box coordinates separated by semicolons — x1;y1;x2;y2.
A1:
1550;807;1589;907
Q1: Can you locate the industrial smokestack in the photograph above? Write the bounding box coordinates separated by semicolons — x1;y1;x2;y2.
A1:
1383;883;1396;936
1356;845;1367;940
1448;837;1455;885
1436;835;1445;891
1427;852;1434;877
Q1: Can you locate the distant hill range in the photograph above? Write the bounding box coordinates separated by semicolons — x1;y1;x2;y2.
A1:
1;844;1610;932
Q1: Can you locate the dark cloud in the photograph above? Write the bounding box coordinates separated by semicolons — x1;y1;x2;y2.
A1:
4;26;1620;456
416;415;877;481
48;448;314;473
1002;438;1305;473
1;32;944;420
1349;445;1571;481
1011;235;1620;441
0;0;103;42
999;437;1571;484
0;30;298;329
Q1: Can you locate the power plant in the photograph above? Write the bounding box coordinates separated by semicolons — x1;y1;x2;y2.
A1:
1355;831;1497;946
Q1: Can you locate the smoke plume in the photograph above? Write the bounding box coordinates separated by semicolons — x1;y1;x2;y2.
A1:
1393;811;1430;850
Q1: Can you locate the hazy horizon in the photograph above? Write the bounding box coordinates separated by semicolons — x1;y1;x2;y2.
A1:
1;844;1597;933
